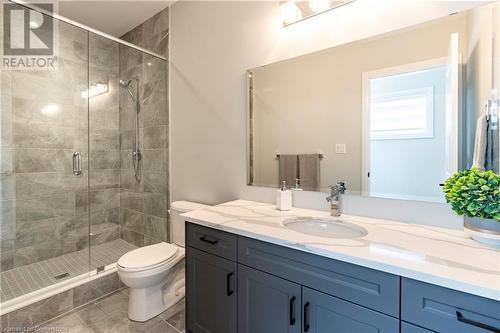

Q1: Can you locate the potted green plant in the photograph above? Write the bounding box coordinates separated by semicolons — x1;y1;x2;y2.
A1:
443;168;500;247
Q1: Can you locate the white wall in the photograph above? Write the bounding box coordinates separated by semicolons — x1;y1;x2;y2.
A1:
170;1;485;229
465;3;499;171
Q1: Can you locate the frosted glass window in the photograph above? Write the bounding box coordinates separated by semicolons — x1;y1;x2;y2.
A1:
370;87;434;140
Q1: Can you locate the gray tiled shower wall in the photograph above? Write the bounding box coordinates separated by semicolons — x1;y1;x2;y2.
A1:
118;7;170;247
85;33;121;259
0;5;169;272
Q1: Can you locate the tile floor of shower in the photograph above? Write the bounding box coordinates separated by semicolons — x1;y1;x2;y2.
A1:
0;239;136;302
40;289;185;333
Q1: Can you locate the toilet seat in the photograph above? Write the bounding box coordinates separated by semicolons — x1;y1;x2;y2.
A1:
118;242;179;272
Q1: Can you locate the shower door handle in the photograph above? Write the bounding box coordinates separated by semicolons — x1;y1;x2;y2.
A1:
73;152;82;176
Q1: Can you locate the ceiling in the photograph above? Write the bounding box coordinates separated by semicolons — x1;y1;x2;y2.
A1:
25;0;172;37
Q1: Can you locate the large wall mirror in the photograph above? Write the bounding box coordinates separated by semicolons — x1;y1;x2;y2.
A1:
247;2;499;203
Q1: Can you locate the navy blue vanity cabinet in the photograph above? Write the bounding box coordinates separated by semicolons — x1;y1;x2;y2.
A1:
238;264;302;333
186;223;238;261
401;322;436;333
237;261;399;333
302;287;400;333
186;223;500;333
238;236;400;317
402;278;500;333
186;247;237;333
186;224;238;333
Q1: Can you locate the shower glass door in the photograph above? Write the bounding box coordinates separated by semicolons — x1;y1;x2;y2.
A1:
0;5;90;303
0;3;169;306
87;33;169;271
87;33;134;271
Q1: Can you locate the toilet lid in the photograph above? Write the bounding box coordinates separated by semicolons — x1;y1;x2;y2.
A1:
118;242;178;270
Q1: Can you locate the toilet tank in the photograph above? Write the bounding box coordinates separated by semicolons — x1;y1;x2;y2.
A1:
170;201;210;247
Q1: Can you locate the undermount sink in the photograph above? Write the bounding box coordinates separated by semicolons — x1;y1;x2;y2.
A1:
283;217;368;239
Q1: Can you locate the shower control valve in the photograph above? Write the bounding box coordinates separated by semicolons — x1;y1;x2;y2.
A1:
132;151;142;161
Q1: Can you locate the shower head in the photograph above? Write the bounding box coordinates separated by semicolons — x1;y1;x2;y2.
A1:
119;78;139;102
119;79;132;88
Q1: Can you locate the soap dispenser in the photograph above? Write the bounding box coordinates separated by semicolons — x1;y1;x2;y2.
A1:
276;181;292;211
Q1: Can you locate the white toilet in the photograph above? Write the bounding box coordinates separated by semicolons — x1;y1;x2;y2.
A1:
117;201;209;322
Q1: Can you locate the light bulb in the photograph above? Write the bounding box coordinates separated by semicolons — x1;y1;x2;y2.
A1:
280;1;303;25
309;0;331;13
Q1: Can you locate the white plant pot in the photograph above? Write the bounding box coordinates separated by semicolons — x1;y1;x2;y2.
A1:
464;216;500;248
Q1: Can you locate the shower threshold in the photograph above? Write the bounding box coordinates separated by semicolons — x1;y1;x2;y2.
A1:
0;239;136;315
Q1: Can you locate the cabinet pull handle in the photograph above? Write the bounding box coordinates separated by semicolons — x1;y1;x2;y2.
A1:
456;311;500;332
73;152;82;176
303;302;310;332
199;235;218;245
226;272;234;296
289;296;296;326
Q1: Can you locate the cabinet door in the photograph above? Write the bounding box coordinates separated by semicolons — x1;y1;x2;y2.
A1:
402;278;500;333
238;264;301;333
302;287;399;333
186;247;237;333
401;322;436;333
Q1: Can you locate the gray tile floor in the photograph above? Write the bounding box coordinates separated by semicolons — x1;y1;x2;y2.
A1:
1;239;137;302
39;289;185;333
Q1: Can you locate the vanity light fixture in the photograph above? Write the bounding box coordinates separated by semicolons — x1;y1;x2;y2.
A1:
280;0;356;27
280;1;303;25
309;0;331;13
81;83;108;98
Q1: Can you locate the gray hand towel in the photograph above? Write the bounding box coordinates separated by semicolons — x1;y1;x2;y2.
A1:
278;154;298;188
298;154;320;191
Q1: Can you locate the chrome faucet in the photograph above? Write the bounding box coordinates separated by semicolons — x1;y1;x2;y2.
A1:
326;182;346;217
293;178;302;190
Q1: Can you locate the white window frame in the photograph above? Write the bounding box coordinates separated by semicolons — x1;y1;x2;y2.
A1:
361;57;448;196
370;86;434;140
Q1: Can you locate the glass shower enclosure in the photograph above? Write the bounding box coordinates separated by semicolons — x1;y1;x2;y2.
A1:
0;3;168;312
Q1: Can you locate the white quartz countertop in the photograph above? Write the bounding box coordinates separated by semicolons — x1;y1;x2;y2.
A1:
182;200;500;301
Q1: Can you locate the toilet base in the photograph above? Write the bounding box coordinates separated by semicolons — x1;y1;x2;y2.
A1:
128;279;185;322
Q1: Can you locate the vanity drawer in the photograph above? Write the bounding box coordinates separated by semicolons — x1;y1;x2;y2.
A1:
402;278;500;333
186;223;237;261
238;236;400;317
